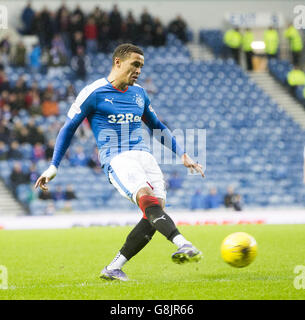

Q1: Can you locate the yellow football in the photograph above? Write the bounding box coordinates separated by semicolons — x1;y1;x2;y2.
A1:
221;232;257;268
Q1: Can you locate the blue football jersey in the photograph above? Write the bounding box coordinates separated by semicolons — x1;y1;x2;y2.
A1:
51;78;184;173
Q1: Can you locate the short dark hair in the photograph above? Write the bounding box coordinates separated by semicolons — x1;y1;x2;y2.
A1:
112;43;144;65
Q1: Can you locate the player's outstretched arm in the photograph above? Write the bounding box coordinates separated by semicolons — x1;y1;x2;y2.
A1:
35;165;57;191
35;87;96;191
181;153;205;178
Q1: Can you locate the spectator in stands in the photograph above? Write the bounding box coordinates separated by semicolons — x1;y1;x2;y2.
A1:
167;171;183;190
0;73;10;93
141;24;154;47
29;43;42;73
242;28;254;71
70;5;85;33
9;162;30;195
35;7;54;49
140;8;154;32
204;187;222;209
12;120;23;140
7;141;23;160
8;92;22;116
0;87;9;105
71;46;90;80
65;84;77;104
32;142;45;162
0;103;12;123
29;163;39;184
123;11;138;44
84;16;98;54
168;15;188;43
12;41;27;67
223;27;242;64
284;24;303;66
65;184;77;200
55;2;69;31
35;126;46;145
52;185;66;201
0;36;11;64
98;12;111;53
153;23;166;47
75;5;86;21
44;82;58;101
41;97;59;117
41;83;59;117
121;18;129;43
38;188;52;200
190;189;204;210
26;119;43;145
70;145;89;166
47;44;67;68
16;126;30;144
0;119;11;144
91;6;103;23
20;1;36;35
287;66;305;94
224;186;242;211
264;26;279;60
40;49;49;74
88;147;101;173
56;6;70;47
25;88;41;113
0;104;12;124
0;141;8;160
109;5;122;41
45;139;55;161
14;76;28;94
138;9;154;46
51;34;68;60
71;31;86;56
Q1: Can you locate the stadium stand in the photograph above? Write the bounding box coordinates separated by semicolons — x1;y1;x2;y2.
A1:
0;8;304;215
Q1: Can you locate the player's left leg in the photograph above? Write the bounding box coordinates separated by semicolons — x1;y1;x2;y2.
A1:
100;152;162;281
101;197;165;281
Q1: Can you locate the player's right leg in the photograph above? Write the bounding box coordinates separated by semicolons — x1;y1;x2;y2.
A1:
136;187;202;265
136;151;202;264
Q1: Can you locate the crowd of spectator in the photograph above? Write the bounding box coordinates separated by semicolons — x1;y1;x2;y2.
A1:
38;184;77;202
0;2;189;76
7;156;77;212
0;62;99;204
0;67;74;118
165;171;242;211
190;186;242;211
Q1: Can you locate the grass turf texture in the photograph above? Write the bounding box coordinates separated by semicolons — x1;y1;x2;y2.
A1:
0;224;305;300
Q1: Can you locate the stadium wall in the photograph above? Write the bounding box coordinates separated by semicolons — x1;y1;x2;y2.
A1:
1;209;305;230
1;0;301;33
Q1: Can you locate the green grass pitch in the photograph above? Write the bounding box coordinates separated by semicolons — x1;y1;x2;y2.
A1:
0;224;305;300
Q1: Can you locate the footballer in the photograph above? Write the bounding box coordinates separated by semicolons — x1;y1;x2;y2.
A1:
35;43;205;281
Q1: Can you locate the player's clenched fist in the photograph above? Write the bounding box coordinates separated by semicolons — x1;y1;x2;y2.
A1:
34;165;57;191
